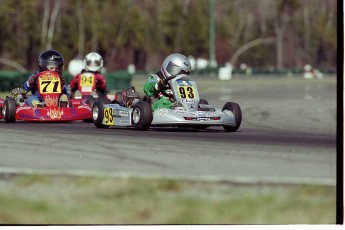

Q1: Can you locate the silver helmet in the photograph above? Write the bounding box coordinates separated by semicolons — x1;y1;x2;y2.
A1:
84;52;103;72
160;53;191;79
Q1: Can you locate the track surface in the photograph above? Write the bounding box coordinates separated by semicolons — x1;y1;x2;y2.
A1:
0;76;337;185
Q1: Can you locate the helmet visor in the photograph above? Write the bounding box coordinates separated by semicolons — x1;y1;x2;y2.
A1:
86;60;101;67
40;60;64;72
166;61;190;76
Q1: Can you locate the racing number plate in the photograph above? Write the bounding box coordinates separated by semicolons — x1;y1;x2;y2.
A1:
81;74;95;87
104;108;114;125
178;86;195;99
38;77;61;94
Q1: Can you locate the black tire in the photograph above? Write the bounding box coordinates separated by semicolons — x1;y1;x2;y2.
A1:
92;101;110;128
82;96;96;123
97;96;112;105
4;97;17;123
199;99;209;105
142;95;153;105
84;95;96;108
132;101;152;130
222;102;242;132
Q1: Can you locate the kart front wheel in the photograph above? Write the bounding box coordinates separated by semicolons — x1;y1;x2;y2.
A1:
132;101;152;130
222;102;242;132
4;97;17;123
83;96;96;123
92;101;110;128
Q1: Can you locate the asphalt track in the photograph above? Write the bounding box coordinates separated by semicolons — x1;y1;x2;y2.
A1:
0;76;337;186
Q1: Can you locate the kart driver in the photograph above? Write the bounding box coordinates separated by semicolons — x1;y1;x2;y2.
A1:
23;49;68;107
69;52;107;98
143;53;192;110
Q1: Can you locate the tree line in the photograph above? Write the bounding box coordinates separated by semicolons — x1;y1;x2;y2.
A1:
0;0;337;72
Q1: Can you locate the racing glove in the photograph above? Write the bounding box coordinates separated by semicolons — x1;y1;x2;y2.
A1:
28;75;37;87
156;79;168;91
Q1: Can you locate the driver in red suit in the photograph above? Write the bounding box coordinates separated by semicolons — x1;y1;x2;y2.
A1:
69;52;107;98
23;49;68;107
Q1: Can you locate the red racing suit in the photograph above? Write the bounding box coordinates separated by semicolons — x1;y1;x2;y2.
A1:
69;70;107;95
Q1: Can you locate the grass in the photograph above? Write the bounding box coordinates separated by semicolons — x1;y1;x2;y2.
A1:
0;174;337;224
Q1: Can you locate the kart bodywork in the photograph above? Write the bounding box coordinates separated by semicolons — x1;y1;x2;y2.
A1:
92;74;242;131
1;71;92;122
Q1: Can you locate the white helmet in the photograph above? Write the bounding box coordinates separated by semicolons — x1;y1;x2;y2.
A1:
84;52;103;72
160;53;191;79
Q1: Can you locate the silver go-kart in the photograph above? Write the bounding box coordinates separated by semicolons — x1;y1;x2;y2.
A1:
92;74;242;131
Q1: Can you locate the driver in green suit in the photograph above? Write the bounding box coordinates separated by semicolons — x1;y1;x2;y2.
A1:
143;53;192;110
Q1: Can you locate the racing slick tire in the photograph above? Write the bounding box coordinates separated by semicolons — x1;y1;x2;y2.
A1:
199;99;209;105
83;96;97;123
96;95;112;105
4;97;17;123
222;102;242;132
132;101;152;131
85;95;96;108
92;101;110;128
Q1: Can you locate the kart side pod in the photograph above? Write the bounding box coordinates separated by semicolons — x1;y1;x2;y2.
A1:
92;100;152;130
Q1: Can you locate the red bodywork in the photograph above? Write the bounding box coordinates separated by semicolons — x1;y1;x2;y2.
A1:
0;98;4;119
1;71;92;122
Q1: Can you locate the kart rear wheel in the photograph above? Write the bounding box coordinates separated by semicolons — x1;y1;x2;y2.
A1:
92;101;110;128
97;96;112;105
222;102;242;132
85;95;96;108
4;97;17;123
132;101;152;130
83;96;96;123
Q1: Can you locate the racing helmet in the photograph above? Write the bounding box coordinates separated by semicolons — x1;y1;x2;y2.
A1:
84;52;103;72
38;50;64;75
160;53;191;79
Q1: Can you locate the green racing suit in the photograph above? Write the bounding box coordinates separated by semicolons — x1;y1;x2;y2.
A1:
143;72;174;111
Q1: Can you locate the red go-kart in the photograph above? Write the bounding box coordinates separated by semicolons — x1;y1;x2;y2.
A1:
70;72;117;104
1;71;93;122
71;72;98;99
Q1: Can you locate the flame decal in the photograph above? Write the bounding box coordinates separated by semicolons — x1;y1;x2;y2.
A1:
47;108;63;119
45;95;58;106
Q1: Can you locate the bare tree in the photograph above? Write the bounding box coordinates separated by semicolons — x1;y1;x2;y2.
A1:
77;0;85;57
46;0;61;50
41;0;50;49
230;37;275;67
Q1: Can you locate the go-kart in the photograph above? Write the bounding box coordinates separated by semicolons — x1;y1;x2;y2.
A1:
1;71;93;122
92;74;242;131
69;72;114;106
